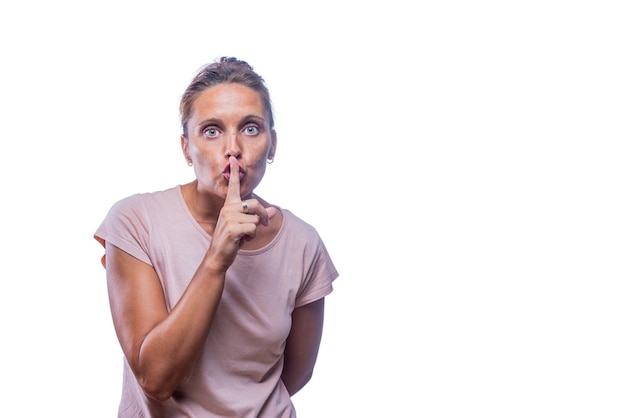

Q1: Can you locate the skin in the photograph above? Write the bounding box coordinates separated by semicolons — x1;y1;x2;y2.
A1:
105;83;325;401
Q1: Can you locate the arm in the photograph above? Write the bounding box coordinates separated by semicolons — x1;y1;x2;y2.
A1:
106;158;274;401
106;241;226;401
281;297;325;396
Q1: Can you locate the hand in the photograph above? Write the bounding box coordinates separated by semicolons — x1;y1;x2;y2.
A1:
205;157;277;272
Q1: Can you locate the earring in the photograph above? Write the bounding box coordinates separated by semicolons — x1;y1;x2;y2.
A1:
187;159;193;167
267;156;274;164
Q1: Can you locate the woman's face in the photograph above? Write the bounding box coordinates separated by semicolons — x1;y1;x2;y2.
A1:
182;83;276;200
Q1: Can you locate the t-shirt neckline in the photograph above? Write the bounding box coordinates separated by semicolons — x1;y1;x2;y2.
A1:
174;184;285;255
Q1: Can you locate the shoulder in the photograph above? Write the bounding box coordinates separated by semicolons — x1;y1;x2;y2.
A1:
276;209;330;255
96;186;182;255
109;186;180;214
280;209;319;237
100;187;182;234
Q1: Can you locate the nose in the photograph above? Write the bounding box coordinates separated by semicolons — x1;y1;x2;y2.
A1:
224;132;241;158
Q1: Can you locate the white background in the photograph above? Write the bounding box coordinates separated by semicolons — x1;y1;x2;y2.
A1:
1;1;625;417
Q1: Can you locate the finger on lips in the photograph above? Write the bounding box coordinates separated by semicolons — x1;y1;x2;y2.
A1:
226;156;273;227
226;156;241;204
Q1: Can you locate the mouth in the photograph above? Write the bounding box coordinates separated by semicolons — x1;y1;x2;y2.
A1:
222;163;246;182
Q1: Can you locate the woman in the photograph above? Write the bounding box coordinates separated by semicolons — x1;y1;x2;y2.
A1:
94;57;339;417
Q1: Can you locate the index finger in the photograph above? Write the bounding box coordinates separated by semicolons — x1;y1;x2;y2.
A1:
226;156;241;203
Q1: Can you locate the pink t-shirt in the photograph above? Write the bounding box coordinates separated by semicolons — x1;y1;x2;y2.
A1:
94;186;338;417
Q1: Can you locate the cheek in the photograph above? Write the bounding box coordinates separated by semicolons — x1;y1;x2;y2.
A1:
249;154;270;178
189;144;219;167
250;155;265;167
251;145;272;166
247;145;269;167
247;156;267;182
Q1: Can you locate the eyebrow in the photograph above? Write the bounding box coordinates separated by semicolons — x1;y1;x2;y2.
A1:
239;114;267;125
196;114;267;127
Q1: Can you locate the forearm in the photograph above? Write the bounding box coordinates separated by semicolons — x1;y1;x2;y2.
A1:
280;298;325;397
133;263;225;401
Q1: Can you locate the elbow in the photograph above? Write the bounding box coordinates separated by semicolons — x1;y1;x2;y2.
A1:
300;370;314;388
284;370;314;396
130;350;184;401
138;376;175;402
132;356;178;402
145;390;173;403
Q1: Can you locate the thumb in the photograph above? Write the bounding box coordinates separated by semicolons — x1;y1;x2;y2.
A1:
266;206;278;221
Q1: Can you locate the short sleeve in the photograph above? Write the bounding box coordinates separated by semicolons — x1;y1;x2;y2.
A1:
295;236;339;308
94;194;153;268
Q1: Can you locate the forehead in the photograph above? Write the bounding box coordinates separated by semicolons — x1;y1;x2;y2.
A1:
190;83;266;120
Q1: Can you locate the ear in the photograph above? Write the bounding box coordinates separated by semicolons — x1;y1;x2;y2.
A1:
180;135;190;160
269;129;277;160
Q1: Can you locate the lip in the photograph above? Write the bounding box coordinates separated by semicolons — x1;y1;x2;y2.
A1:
222;163;246;182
